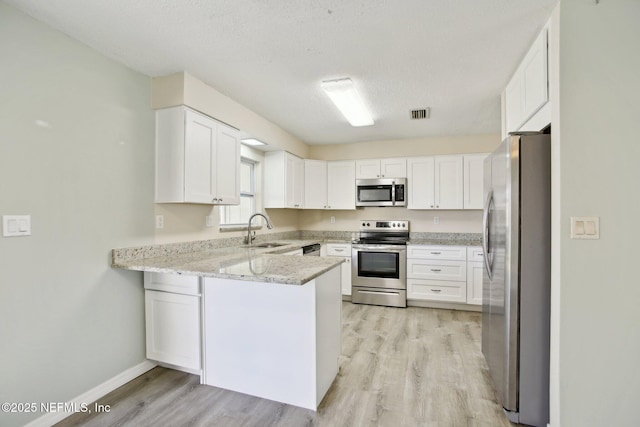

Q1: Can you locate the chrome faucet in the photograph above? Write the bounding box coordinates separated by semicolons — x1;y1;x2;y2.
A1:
246;212;274;245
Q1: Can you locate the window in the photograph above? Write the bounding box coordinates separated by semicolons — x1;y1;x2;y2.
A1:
220;158;256;226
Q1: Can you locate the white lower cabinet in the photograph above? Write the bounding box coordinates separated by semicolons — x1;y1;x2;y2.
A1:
325;243;352;296
407;245;467;304
466;247;483;305
144;272;201;372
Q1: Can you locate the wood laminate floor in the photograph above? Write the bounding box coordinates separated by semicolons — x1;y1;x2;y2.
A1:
56;303;517;427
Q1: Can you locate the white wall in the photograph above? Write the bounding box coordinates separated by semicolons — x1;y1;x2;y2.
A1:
0;4;155;426
557;1;640;426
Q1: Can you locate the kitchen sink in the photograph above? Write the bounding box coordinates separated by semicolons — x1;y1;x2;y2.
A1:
248;242;287;248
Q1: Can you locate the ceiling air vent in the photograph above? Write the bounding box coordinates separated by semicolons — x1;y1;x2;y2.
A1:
410;108;430;120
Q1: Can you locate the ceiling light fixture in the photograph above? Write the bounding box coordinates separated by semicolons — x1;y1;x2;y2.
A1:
321;78;374;127
240;138;267;146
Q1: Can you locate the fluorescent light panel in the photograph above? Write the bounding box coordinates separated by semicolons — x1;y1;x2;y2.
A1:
241;138;267;146
321;78;374;127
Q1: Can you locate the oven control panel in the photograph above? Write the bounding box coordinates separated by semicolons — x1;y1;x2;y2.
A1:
359;220;409;231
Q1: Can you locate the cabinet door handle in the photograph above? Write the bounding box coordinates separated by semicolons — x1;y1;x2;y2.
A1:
218;198;223;202
430;252;441;255
431;289;442;293
212;198;218;203
430;205;434;208
334;248;344;252
430;269;442;272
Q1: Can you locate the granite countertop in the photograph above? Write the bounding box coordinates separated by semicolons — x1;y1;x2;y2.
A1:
112;240;344;286
408;238;482;247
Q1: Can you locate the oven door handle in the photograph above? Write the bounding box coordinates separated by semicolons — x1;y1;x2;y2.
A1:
352;245;406;253
356;290;403;296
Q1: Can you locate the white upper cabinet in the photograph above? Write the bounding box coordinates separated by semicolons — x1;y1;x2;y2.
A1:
408;156;463;210
435;156;464;209
155;106;240;205
504;25;549;134
303;160;328;209
355;158;407;179
463;153;488;209
264;151;304;209
407;157;435;209
304;160;355;210
327;160;356;209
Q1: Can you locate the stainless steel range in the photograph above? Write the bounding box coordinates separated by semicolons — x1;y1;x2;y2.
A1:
351;220;409;308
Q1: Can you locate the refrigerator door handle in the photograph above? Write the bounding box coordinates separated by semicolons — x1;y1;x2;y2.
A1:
482;189;494;279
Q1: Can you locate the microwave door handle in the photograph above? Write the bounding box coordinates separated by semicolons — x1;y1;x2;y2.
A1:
391;182;396;206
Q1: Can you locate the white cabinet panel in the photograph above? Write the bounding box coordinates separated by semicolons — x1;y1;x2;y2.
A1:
463;154;488;209
407;245;467;261
407;156;462;210
466;246;484;262
145;290;201;371
304;160;355;210
504;26;549;133
435;156;463;209
466;262;483;305
265;151;304;209
355;159;381;179
407;259;467;282
156;106;240;205
325;243;352;296
326;243;351;256
356;158;407;179
380;158;407;178
304;160;328;209
214;125;241;205
407;157;435;209
327;161;356;210
144;272;200;295
407;278;466;303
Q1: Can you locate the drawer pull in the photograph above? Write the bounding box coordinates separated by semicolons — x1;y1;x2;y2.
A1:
430;252;442;255
431;289;442;293
334;248;344;252
430;269;442;272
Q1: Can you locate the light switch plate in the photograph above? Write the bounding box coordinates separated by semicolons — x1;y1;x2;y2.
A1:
2;215;32;237
570;216;599;239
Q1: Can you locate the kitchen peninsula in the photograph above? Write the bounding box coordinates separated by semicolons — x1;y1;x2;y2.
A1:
112;240;344;410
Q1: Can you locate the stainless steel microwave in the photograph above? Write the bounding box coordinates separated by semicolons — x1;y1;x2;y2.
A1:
356;178;407;207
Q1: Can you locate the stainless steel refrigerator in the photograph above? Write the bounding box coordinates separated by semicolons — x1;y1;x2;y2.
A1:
482;133;551;427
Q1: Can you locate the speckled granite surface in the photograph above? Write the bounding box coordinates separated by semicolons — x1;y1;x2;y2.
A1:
409;232;482;247
112;239;343;285
111;230;481;284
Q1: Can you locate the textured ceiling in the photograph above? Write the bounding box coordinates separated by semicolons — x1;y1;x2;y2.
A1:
5;0;557;145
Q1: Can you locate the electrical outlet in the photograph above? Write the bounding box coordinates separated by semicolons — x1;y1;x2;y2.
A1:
330;216;336;224
434;216;440;225
206;215;215;227
155;215;164;229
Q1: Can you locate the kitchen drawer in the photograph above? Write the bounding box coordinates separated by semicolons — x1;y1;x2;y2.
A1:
407;245;466;261
467;246;484;262
144;272;200;296
326;243;351;256
407;279;466;303
407;259;466;282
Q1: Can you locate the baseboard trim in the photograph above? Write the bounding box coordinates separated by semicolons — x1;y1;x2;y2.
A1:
24;359;157;427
